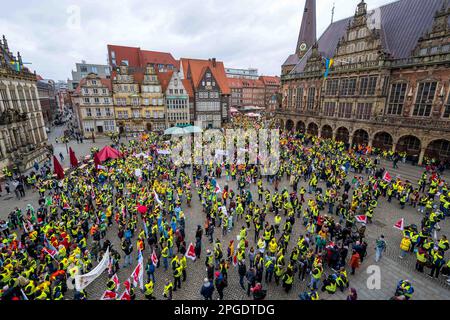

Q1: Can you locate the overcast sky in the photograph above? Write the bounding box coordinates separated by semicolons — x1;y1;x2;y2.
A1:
0;0;395;81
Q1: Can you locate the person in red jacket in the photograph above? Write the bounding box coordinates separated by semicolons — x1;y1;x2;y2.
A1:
349;249;361;275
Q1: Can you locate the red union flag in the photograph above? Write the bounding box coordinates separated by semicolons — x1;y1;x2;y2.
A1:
151;250;158;266
42;247;57;258
123;279;131;292
101;290;117;300
186;242;196;261
119;289;131;300
130;260;144;290
111;274;120;291
393;218;404;231
355;215;367;224
383;171;392;183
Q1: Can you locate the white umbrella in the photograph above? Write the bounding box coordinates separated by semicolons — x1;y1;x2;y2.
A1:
184;125;203;134
164;126;187;135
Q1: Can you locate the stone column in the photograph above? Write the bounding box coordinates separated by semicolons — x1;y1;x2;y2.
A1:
391;142;397;153
0;131;5;159
368;137;373;148
9;129;16;149
14;85;22;113
0;94;5;112
5;84;12;106
418;147;426;166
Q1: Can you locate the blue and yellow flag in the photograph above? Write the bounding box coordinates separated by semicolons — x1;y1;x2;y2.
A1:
10;61;21;72
324;58;334;78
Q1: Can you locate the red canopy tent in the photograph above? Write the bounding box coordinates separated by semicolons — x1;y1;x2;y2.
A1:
94;146;123;165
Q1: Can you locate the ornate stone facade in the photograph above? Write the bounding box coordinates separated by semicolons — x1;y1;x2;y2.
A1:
0;36;48;172
278;0;450;164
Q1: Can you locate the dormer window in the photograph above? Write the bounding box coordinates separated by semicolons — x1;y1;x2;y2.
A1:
419;48;428;56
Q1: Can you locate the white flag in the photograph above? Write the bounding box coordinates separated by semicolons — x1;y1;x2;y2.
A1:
75;248;110;291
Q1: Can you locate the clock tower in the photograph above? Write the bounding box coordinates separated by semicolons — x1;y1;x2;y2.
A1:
295;0;317;59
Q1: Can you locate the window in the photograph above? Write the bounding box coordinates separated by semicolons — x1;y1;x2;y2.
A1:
206;73;211;78
122;60;129;66
102;89;107;94
145;111;151;118
419;48;428;56
92;80;97;85
349;31;356;41
132;98;139;106
91;66;98;74
83;88;89;94
296;87;303;109
84;98;90;104
287;88;293;109
104;120;115;132
83;121;94;132
86;108;92;117
413;82;437;117
387;83;407;115
360;76;377;95
307;87;315;110
356;42;365;51
442;44;450;53
337;103;352;118
96;108;101;117
80;66;88;73
105;108;112;117
104;98;110;104
340;78;357;96
169;89;173;94
94;98;100;104
133;110;140;118
355;103;372;120
325;79;339;96
431;47;439;55
358;29;366;38
323;102;336;117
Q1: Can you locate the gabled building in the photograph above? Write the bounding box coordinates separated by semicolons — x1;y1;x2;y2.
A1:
160;71;191;128
72;73;115;137
180;58;230;129
112;64;166;134
278;0;450;165
141;64;166;131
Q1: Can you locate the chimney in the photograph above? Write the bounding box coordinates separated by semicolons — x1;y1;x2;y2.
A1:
212;58;216;67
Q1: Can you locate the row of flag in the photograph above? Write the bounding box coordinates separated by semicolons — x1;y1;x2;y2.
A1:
355;214;404;231
52;147;79;180
100;244;198;300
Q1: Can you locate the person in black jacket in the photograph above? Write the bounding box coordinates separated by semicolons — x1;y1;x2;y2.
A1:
246;267;256;297
238;259;247;289
200;278;215;300
121;238;133;268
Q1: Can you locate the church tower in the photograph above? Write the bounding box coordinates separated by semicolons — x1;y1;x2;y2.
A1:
295;0;317;58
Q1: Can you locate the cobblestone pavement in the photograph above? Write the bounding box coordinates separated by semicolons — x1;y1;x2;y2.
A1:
2;126;450;300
